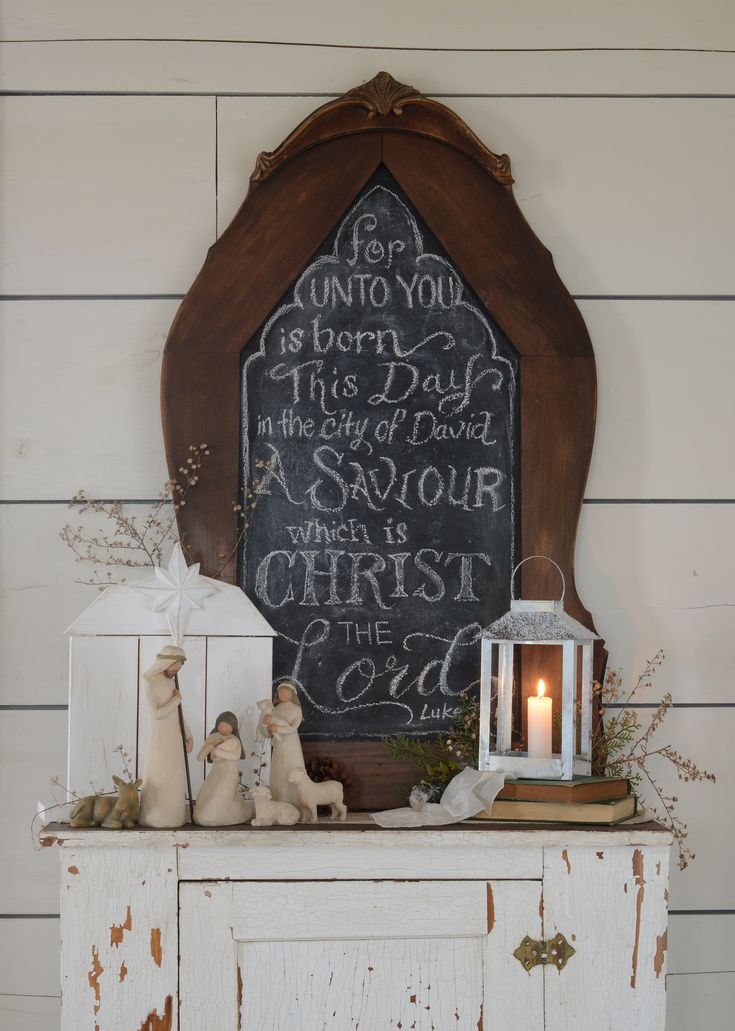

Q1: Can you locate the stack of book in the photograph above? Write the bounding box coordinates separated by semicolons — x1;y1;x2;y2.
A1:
475;775;636;825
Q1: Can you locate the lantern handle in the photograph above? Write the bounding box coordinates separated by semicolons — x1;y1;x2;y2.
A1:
511;555;566;603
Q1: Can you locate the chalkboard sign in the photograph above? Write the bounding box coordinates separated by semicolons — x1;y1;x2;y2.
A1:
240;167;519;740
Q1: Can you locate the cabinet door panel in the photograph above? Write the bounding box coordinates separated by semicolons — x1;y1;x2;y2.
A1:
543;846;669;1031
179;879;543;1030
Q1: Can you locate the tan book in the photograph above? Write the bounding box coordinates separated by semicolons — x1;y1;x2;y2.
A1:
497;775;630;805
475;794;637;825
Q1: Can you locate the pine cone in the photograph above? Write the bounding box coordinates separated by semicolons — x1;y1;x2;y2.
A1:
305;755;353;809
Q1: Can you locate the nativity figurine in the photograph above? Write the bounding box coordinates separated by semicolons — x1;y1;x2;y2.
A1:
70;776;142;829
193;710;254;826
288;767;347;823
138;645;193;828
250;785;300;826
257;680;305;806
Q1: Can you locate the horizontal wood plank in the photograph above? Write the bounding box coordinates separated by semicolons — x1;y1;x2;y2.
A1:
666;971;735;1031
1;41;734;96
0;920;59;996
668;913;735;976
178;842;542;880
0;505;108;706
0;712;67;914
0;96;216;295
581;300;735;500
576;503;735;704
1;0;732;49
43;821;671;849
0;996;59;1031
217;96;735;295
3;503;733;705
2;299;734;501
2;95;732;294
198;879;495;940
0;299;174;499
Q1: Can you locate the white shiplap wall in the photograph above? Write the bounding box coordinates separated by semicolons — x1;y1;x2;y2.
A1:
1;3;734;1028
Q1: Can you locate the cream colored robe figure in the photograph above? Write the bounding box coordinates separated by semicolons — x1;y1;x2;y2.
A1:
139;658;192;828
194;734;254;826
266;700;305;806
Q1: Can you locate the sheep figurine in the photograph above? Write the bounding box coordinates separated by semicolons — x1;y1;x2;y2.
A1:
70;776;143;829
255;699;285;744
250;784;300;827
288;767;347;823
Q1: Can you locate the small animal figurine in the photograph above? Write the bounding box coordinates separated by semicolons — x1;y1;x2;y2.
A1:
70;776;143;829
250;784;300;827
288;767;347;824
255;699;285;745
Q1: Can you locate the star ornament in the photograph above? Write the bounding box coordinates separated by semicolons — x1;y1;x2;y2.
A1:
133;543;220;647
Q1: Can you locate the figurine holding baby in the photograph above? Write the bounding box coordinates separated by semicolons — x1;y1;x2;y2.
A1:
257;680;305;806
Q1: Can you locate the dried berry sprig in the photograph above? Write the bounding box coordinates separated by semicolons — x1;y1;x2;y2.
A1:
211;458;273;579
59;444;209;586
595;651;716;870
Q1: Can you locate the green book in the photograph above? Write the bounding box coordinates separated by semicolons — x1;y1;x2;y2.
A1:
497;775;630;805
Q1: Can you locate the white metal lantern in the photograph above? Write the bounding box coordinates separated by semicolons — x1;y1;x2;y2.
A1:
479;556;599;781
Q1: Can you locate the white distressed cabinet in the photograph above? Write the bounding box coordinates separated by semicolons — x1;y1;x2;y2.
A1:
45;819;670;1030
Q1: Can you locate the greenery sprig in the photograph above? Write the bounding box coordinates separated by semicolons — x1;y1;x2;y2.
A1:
384;654;715;869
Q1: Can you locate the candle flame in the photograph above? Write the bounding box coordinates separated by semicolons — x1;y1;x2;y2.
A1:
537;679;546;698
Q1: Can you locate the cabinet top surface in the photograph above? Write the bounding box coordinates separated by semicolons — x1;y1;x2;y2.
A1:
40;816;672;850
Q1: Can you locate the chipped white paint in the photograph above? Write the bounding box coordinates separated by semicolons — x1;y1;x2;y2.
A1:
60;846;178;1031
543;845;670;1030
180;878;543;1029
51;825;670;1029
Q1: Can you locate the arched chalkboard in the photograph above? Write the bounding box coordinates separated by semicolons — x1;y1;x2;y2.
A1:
241;167;519;740
162;72;603;806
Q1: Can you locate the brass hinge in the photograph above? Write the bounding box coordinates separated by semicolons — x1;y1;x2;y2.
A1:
513;933;576;972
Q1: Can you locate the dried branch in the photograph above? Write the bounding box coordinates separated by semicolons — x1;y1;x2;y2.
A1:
59;444;209;585
211;458;273;580
596;652;716;870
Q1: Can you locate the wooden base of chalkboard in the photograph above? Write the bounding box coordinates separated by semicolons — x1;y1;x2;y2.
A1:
301;741;415;811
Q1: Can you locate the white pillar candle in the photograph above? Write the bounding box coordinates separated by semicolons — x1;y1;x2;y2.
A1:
527;679;552;757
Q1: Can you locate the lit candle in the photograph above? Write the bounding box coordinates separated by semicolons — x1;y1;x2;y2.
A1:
527;679;552;758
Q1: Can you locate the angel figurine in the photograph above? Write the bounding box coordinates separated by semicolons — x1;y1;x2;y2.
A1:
193;711;254;826
257;681;305;805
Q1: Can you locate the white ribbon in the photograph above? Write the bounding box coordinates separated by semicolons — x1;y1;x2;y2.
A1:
371;767;507;828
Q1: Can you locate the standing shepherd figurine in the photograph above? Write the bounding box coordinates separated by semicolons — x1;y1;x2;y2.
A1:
194;711;254;826
139;645;193;828
257;680;305;806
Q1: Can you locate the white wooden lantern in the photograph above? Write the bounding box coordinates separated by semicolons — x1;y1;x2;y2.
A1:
65;577;277;800
478;557;599;781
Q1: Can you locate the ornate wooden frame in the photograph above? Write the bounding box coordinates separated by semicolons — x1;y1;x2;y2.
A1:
162;72;602;807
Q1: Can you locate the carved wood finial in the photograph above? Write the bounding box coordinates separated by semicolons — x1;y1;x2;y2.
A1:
344;71;422;118
251;71;513;186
